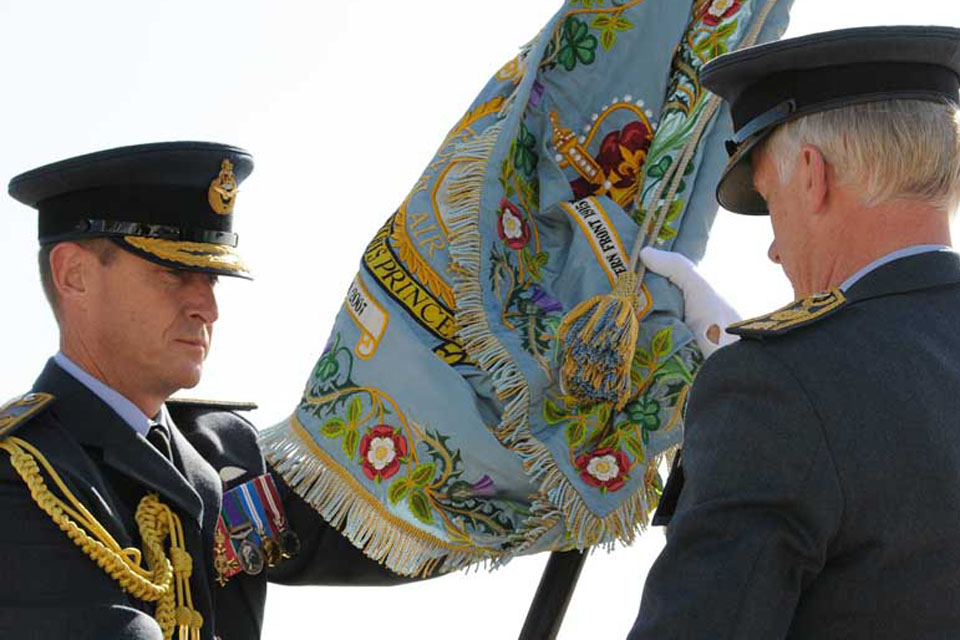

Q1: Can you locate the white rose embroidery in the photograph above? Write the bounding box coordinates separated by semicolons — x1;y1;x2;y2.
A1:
367;436;396;470
709;0;734;17
501;209;525;240
587;454;620;482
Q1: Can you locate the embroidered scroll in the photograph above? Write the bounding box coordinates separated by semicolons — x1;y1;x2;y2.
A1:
260;0;794;576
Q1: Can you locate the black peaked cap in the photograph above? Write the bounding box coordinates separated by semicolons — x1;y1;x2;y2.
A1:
700;26;960;215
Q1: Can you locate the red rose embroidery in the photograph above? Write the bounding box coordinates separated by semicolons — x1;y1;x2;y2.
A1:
700;0;742;27
497;198;531;250
575;447;630;491
359;424;408;481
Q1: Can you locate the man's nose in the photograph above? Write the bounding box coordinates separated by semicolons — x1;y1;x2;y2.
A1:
187;275;219;324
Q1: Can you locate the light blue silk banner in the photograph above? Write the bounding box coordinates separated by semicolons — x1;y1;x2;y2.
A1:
261;0;793;576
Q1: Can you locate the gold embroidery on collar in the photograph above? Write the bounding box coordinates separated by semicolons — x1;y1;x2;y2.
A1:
729;289;847;335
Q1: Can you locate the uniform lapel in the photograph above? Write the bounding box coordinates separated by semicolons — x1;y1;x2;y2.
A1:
168;414;222;537
33;360;204;523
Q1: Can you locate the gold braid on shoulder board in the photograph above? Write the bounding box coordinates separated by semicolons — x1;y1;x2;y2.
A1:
0;437;203;640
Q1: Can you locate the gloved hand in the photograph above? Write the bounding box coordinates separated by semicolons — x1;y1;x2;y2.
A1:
640;247;741;358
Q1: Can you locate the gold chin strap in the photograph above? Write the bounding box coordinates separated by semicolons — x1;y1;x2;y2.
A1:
0;436;203;640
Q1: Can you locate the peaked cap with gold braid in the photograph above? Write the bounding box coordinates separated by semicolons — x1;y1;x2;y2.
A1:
8;141;254;279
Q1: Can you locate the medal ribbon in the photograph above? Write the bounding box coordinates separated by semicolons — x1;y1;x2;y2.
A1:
254;474;285;538
237;482;270;544
224;489;260;546
214;514;242;583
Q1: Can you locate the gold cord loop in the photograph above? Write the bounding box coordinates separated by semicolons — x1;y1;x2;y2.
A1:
0;436;204;640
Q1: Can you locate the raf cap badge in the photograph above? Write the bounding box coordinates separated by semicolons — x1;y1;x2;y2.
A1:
208;159;238;215
8;141;255;279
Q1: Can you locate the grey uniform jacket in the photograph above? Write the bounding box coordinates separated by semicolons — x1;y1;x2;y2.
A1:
630;250;960;639
0;360;405;640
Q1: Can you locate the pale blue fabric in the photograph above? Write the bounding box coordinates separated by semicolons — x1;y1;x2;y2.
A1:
261;0;797;576
839;244;952;291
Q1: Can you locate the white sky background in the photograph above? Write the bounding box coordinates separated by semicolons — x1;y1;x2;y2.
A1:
1;1;958;638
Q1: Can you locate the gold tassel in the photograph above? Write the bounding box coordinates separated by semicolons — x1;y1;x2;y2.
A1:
556;271;640;409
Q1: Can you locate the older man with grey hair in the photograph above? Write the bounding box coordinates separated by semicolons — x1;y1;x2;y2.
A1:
628;26;960;639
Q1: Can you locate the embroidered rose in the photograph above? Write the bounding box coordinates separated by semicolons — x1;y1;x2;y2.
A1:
359;424;408;481
576;447;630;491
571;120;653;201
701;0;742;26
497;198;531;250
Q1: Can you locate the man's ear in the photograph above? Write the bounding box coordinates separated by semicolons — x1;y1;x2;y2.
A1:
798;144;828;214
50;242;92;303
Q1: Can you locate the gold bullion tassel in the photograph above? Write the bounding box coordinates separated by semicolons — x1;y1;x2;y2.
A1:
0;436;203;640
556;271;640;409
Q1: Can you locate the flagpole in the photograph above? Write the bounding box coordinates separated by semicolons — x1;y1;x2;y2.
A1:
518;549;588;640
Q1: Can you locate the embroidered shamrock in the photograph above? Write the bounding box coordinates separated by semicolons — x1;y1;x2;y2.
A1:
557;17;598;71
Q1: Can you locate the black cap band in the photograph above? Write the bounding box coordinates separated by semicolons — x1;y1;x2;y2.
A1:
41;219;239;246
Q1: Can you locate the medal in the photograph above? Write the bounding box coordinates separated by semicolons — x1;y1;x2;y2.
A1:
213;514;242;586
222;492;264;575
257;473;301;559
238;481;282;568
237;537;265;575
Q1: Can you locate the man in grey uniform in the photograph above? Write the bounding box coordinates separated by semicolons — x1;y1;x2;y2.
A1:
629;26;960;638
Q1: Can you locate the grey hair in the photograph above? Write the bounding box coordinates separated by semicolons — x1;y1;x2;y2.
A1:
759;99;960;213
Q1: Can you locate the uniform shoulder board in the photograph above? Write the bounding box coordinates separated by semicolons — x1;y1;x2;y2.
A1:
727;289;847;339
166;398;258;412
0;392;56;438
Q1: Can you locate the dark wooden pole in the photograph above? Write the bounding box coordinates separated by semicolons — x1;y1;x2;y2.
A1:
518;550;588;640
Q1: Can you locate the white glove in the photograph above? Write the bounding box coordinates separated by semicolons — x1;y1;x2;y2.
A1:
640;247;741;358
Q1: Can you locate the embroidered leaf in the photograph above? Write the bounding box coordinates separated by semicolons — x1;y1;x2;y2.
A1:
410;463;437;488
614;16;633;31
633;346;655;373
343;428;359;459
651;327;673;359
387;478;410;505
346;396;362;424
544;397;569;424
599;432;621;449
592;14;613;29
647;156;672;179
600;28;617;51
408;490;434;524
321;418;345;438
566;421;587;448
624;433;645;460
596;403;612;427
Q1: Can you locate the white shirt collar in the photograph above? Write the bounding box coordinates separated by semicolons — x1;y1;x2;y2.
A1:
53;351;156;437
839;244;953;292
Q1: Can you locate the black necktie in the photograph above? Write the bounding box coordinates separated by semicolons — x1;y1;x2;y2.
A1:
147;423;173;462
